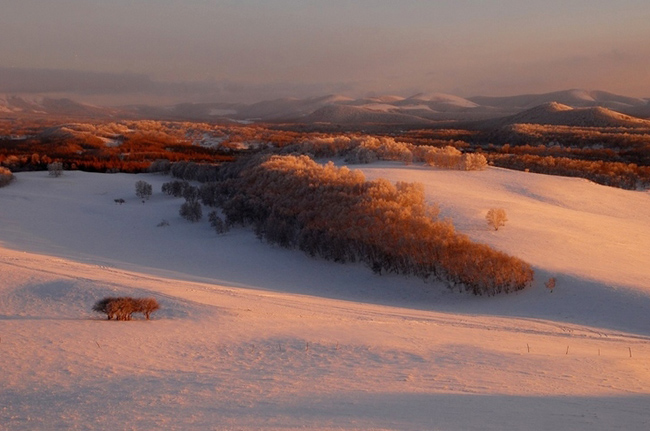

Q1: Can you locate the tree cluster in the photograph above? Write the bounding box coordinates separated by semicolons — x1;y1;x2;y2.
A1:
489;153;650;189
285;135;488;171
162;179;204;222
92;297;160;320
170;161;219;182
198;154;533;295
487;123;650;150
0;119;234;175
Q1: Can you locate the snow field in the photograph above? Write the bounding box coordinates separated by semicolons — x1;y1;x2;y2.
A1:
1;166;649;430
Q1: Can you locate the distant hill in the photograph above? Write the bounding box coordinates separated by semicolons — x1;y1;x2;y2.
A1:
623;102;650;120
469;89;648;112
472;102;650;129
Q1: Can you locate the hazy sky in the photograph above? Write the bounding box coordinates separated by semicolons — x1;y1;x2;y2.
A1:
2;0;649;101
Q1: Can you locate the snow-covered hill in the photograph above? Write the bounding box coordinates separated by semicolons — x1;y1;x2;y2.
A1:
1;166;649;430
469;89;649;111
474;102;650;128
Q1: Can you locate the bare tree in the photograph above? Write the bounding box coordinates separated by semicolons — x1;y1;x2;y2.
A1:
486;208;508;231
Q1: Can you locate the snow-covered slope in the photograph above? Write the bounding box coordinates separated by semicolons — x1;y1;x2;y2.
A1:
1;167;649;430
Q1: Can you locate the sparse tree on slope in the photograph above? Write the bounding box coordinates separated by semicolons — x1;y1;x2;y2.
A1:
486;208;508;231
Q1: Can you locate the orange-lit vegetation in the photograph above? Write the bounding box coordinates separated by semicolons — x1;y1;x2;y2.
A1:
3;115;646;293
281;135;487;170
92;296;160;321
491;123;650;150
194;155;533;295
488;153;650;189
1;116;648;189
401;125;650;189
0;119;237;173
0;166;13;187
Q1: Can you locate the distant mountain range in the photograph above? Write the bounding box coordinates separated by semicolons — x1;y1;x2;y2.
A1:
0;94;121;118
2;89;649;129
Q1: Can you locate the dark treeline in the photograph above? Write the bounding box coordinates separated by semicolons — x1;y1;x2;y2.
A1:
178;155;534;295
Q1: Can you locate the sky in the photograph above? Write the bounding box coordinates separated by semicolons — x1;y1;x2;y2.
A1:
1;0;650;103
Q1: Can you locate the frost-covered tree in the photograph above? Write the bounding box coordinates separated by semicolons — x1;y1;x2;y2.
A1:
486;208;508;231
181;184;199;202
208;211;228;234
48;162;63;177
180;199;202;222
460;153;488;171
135;180;153;200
